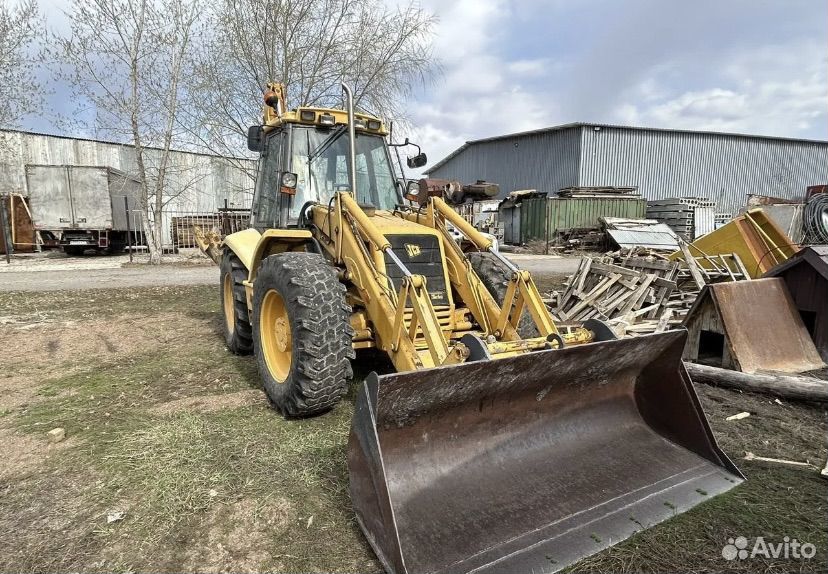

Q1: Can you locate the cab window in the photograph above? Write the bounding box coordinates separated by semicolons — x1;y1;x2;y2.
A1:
250;130;284;229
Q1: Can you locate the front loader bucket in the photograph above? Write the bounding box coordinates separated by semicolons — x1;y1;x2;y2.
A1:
348;330;743;574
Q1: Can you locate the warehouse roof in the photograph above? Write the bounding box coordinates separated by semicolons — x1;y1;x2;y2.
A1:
427;122;828;173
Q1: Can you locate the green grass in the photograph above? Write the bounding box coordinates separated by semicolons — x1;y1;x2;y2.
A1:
0;285;377;572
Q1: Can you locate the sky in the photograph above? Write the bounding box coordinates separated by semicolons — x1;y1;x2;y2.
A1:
401;0;828;171
25;0;828;171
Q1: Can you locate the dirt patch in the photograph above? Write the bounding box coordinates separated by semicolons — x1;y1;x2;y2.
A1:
0;426;77;480
177;498;294;573
0;314;206;368
150;389;266;416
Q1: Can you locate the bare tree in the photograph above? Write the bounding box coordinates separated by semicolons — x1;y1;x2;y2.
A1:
0;0;42;130
53;0;203;264
186;0;438;158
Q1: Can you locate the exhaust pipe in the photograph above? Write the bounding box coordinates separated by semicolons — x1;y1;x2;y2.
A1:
341;82;358;196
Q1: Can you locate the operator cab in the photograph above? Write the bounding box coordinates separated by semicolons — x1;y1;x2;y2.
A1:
247;88;403;230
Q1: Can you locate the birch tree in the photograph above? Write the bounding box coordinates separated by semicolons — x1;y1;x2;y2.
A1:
187;0;438;158
53;0;203;264
0;0;41;129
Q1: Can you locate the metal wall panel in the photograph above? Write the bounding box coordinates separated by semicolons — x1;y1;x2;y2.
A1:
520;196;647;242
578;126;828;217
0;130;255;211
426;127;582;197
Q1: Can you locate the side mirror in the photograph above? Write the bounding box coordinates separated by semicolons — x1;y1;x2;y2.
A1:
247;125;264;152
407;153;427;169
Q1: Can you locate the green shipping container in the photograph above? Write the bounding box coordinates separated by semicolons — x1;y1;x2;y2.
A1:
520;197;646;243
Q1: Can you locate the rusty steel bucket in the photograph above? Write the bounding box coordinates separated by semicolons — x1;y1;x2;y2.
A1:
348;330;743;574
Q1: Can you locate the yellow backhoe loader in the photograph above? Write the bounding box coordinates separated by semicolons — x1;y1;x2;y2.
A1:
210;82;743;573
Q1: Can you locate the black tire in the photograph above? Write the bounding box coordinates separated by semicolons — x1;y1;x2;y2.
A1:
252;252;354;417
220;250;253;354
468;251;537;338
63;246;86;256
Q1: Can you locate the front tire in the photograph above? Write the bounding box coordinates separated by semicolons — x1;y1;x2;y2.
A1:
220;250;253;354
252;252;354;417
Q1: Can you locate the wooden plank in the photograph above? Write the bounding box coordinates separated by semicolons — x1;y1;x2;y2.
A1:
565;274;621;317
656;308;674;332
729;252;750;280
589;261;641;278
574;258;592;294
621;257;676;272
559;257;588;307
621;273;657;314
679;240;706;290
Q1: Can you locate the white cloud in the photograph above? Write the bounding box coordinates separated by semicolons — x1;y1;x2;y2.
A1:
401;0;562;172
609;40;827;137
507;59;549;77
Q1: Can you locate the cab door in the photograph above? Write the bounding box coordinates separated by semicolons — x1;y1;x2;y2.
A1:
250;129;285;230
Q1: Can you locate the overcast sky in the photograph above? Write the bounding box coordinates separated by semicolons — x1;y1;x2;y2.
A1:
28;0;828;169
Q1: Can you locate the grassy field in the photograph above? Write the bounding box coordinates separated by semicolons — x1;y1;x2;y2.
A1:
0;285;825;573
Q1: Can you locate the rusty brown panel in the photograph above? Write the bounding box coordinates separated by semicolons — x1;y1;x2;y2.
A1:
348;331;743;574
709;278;825;374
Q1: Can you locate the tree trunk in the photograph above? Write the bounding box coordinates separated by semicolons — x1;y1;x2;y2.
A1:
685;362;828;403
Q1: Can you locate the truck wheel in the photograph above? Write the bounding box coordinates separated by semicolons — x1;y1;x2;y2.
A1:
252;252;354;417
469;251;537;338
220;251;253;355
64;246;86;256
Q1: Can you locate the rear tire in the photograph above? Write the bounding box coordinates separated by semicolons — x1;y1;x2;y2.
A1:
252;252;354;417
468;251;537;338
220;250;253;354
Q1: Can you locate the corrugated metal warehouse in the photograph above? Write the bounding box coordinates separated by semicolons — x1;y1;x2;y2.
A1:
0;129;255;211
426;123;828;216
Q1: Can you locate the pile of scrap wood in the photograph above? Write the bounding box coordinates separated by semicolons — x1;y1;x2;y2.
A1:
552;254;681;335
551;242;751;336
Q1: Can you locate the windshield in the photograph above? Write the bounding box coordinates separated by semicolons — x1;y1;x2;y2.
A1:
289;126;399;218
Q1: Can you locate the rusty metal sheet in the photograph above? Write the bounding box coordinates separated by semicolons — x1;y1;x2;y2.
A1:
348;331;743;574
704;278;825;374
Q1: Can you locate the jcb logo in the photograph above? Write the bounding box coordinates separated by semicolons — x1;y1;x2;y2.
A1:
405;244;421;257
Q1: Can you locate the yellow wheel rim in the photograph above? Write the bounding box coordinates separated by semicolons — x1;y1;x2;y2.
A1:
222;272;235;334
260;289;292;383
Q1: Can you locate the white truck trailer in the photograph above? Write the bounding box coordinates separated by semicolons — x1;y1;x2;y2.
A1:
25;165;142;255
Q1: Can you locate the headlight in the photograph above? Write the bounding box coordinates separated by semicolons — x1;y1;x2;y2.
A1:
300;110;316;122
281;172;298;189
319;113;335;125
354;118;367;129
367;119;381;130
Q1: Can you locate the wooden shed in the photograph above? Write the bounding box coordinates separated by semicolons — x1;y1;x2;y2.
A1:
765;246;828;363
681;278;824;374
